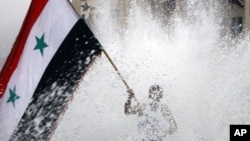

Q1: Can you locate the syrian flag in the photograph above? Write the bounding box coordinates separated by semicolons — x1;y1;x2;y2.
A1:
0;0;102;140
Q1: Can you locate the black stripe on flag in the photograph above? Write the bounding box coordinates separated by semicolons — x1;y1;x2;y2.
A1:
10;19;102;141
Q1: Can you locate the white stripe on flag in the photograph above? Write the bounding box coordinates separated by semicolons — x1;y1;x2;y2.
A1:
0;0;79;140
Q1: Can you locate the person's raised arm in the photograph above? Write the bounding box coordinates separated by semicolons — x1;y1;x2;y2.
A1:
124;89;138;115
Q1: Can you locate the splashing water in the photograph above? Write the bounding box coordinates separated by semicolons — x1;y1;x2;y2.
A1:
1;0;250;141
51;1;250;141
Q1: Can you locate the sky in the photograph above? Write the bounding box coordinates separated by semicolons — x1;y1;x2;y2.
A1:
0;0;31;68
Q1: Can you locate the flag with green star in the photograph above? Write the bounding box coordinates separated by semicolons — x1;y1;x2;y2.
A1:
7;86;20;108
34;33;48;56
81;2;90;12
0;0;102;140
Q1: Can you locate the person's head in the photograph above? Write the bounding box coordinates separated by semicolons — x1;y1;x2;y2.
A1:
148;85;163;101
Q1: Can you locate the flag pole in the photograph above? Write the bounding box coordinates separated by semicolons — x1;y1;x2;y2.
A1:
103;49;139;103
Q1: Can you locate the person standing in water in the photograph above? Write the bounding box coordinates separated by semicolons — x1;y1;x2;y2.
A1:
125;85;177;141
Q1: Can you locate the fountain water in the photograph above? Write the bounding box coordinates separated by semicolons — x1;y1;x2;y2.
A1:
1;0;250;140
52;1;250;140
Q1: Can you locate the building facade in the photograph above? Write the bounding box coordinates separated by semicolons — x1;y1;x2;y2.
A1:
243;0;250;30
227;0;250;35
71;0;250;35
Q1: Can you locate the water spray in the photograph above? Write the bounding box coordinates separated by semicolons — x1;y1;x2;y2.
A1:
103;49;140;104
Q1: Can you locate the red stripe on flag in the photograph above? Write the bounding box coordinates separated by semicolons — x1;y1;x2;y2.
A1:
0;0;48;98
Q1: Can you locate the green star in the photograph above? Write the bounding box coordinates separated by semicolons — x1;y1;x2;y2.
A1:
81;2;90;11
7;86;20;108
34;33;48;56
